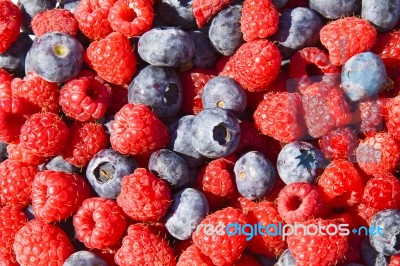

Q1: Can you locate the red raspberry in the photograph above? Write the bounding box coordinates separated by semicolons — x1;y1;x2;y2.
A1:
7;142;47;165
390;255;400;266
11;71;60;113
253;92;307;142
0;108;29;144
111;104;169;156
0;0;21;53
31;9;79;37
19;112;69;157
236;121;270;154
356;132;400;176
85;32;137;85
320;17;377;66
319;127;358;161
73;197;127;249
116;168;171;222
192;0;234;28
74;0;116;40
228;195;256;215
372;30;400;66
385;95;400;140
240;0;278;42
0;206;26;265
13;220;74;266
234;254;261;266
362;173;400;211
0;159;38;208
246;201;287;257
220;40;282;92
0;68;12;83
358;99;384;135
115;224;176;266
105;83;128;116
180;67;216;115
287;218;348;266
108;0;154;38
31;170;91;223
302;82;352;138
192;207;249;266
277;182;325;224
177;245;214;266
317;159;364;208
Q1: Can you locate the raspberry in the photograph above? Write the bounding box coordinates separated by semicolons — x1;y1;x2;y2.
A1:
85;32;137;85
74;0;116;40
11;71;60;113
116;168;171;222
192;0;234;28
13;220;74;266
0;69;12;83
31;9;79;37
110;104;169;156
362;173;400;211
115;223;176;266
7;142;47;166
246;201;287;257
73;197;127;249
108;0;154;38
356;132;400;176
60;77;112;122
31;170;91;223
19;112;69;157
287;218;348;266
0;0;21;53
105;83;128;116
177;245;214;266
228;195;256;215
0;159;38;208
277;182;325;224
372;30;400;66
385;95;400;140
0;206;26;265
221;40;282;92
320;17;377;66
0;108;28;144
358;99;384;135
317;159;364;208
302;82;352;138
390;255;400;266
236;121;269;154
192;207;249;266
319;127;358;161
240;0;279;42
234;254;262;266
253;92;307;142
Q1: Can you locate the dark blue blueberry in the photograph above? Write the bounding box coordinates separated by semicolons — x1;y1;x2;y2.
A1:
362;0;400;32
188;30;217;69
191;108;241;158
202;76;247;115
273;7;323;59
168;115;206;167
0;33;33;77
272;0;289;8
25;32;84;83
19;0;55;33
64;251;107;266
277;141;326;184
138;27;195;67
275;249;296;266
255;254;277;265
23;205;35;221
370;209;400;256
86;149;138;199
62;0;80;13
44;155;80;174
156;0;195;29
97;115;114;135
361;237;389;266
165;188;209;240
128;65;182;118
344;264;367;266
57;217;86;251
149;149;189;188
341;52;387;102
234;151;276;200
209;5;243;56
310;0;361;19
0;142;7;161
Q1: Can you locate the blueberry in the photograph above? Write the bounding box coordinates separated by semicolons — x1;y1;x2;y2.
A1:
138;27;195;67
23;205;35;221
0;33;33;77
86;149;138;199
310;0;361;19
64;251;107;266
165;188;209;240
25;32;84;83
341;52;387;102
97;115;114;135
149;149;189;188
209;5;243;56
272;0;289;9
19;0;55;33
361;237;389;266
128;65;183;118
156;0;195;29
277;141;326;184
44;155;80;174
234;151;276;200
0;142;7;161
191;108;241;158
168;115;206;167
202;76;247;115
188;30;217;68
370;209;400;256
273;7;323;59
275;249;297;266
362;0;400;32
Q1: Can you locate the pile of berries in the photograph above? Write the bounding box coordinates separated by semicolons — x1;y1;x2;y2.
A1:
1;0;400;265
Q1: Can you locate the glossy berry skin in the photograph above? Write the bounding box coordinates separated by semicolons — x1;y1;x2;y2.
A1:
362;0;400;32
0;0;22;53
361;238;388;266
7;142;47;166
0;33;33;76
319;127;358;161
188;30;217;68
156;0;195;29
192;0;234;28
177;245;214;266
309;0;361;19
31;9;79;37
64;251;108;266
370;209;400;256
275;249;297;266
44;155;80;174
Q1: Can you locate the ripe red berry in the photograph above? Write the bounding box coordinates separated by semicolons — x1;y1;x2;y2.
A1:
192;0;234;28
385;95;400;140
177;245;213;266
319;127;358;161
0;0;22;53
31;9;79;37
362;173;400;211
7;142;47;166
358;99;384;135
